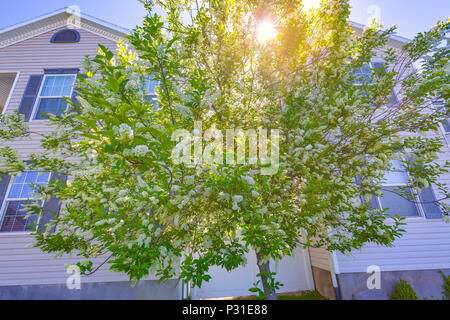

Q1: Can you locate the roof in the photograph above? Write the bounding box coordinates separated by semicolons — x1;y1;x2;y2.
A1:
350;21;411;49
0;7;410;50
0;7;130;48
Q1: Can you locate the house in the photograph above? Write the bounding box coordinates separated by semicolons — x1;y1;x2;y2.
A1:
0;7;182;299
0;7;448;300
309;24;450;300
0;7;314;300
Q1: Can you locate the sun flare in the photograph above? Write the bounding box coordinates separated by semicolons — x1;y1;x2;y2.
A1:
256;20;277;42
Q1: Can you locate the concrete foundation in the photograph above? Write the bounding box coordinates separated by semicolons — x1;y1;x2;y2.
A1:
0;279;182;300
337;269;450;300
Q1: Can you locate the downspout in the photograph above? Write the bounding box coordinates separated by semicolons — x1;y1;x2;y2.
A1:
328;251;342;300
181;280;186;300
181;279;191;300
180;250;192;300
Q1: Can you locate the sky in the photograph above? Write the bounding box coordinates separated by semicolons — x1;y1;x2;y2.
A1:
0;0;448;40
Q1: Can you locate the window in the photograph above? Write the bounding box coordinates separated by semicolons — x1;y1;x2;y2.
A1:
368;159;420;217
0;171;51;232
360;155;442;219
379;159;420;217
352;64;373;85
50;29;80;43
143;75;159;102
32;75;76;120
351;61;398;107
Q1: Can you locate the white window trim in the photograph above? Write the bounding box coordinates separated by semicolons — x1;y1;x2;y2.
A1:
0;171;51;234
30;74;76;122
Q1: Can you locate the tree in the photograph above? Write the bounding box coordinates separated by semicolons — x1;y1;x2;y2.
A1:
0;0;449;300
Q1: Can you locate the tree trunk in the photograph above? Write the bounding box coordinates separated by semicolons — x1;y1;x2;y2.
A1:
256;252;278;300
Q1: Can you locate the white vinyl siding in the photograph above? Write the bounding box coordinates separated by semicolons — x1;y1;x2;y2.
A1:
0;24;138;286
335;54;450;274
336;144;450;273
335;218;450;273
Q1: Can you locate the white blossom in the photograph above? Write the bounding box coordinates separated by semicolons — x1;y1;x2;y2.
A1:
118;123;133;137
132;145;149;157
242;175;255;185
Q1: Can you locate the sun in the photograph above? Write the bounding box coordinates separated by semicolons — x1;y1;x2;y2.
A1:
256;20;277;42
302;0;320;12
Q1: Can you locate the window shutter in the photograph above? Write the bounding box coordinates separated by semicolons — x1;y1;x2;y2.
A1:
70;73;86;114
18;75;43;121
406;155;443;219
442;119;450;133
418;186;443;219
355;175;381;210
38;171;67;233
364;194;381;210
70;86;80;112
0;174;11;207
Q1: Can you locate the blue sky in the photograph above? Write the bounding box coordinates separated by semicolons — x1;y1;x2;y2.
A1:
0;0;448;39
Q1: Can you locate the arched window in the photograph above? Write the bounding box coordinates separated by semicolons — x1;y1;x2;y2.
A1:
50;29;80;43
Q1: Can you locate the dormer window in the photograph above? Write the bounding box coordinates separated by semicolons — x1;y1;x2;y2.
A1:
50;29;80;43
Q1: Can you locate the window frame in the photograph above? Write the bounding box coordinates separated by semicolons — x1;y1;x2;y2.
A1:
0;171;51;233
352;60;398;107
367;157;426;220
375;187;424;220
30;74;76;121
